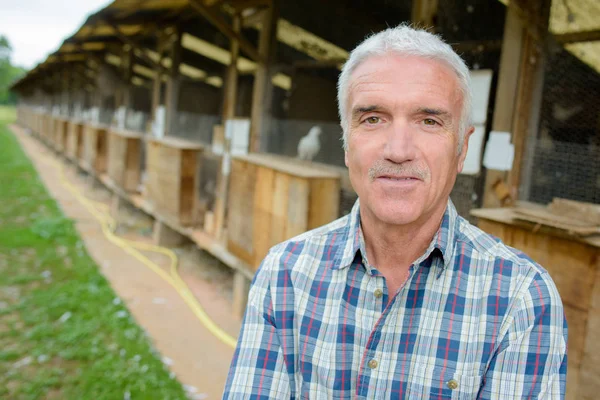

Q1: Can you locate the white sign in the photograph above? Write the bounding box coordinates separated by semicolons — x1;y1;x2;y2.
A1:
225;118;250;156
461;125;485;175
152;106;166;138
483;131;515;171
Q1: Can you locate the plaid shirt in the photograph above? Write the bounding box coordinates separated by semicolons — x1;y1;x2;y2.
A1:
224;200;567;399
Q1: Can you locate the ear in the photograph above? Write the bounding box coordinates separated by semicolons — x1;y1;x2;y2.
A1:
344;149;349;168
457;126;475;174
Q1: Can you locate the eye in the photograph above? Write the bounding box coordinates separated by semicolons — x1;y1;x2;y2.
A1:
423;118;438;126
365;116;380;124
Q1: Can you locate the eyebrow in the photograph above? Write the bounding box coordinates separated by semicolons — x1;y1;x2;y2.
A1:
416;107;452;119
351;105;384;119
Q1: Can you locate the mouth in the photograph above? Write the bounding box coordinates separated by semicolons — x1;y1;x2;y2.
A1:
378;175;421;181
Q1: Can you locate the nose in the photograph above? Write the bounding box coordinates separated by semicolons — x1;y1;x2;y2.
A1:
382;120;418;164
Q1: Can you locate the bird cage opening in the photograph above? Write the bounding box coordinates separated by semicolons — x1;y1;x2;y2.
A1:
197;151;221;227
264;119;345;167
520;45;600;205
169;111;220;146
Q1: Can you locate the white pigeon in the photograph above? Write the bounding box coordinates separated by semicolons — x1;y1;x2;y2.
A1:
297;125;322;161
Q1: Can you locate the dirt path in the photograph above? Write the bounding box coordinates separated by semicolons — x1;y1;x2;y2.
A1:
10;125;240;400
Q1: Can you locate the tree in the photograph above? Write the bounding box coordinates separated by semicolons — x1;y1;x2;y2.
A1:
0;35;27;105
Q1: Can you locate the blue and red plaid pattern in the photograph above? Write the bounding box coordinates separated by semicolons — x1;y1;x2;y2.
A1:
224;200;567;399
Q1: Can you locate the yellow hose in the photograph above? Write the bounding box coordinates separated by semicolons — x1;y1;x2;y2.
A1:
38;153;238;349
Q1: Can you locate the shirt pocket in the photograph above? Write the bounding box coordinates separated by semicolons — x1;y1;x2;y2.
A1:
404;364;482;400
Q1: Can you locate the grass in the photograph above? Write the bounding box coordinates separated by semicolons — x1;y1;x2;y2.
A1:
0;105;17;123
0;112;187;399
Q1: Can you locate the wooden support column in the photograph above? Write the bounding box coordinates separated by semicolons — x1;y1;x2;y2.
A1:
151;33;167;136
214;14;241;242
482;0;550;207
165;27;183;137
482;3;524;208
411;0;438;29
249;0;279;153
506;1;551;201
121;46;134;110
153;219;185;247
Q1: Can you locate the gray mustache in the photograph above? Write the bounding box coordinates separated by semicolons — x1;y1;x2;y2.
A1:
368;161;429;181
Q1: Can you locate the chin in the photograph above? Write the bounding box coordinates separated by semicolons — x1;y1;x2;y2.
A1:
368;197;425;226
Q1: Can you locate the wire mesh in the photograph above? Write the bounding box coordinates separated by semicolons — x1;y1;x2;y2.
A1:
169;111;220;146
520;45;600;205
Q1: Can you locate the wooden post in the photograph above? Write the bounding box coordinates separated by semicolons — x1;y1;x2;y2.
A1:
249;0;279;153
121;45;134;110
153;219;185;247
151;33;166;128
506;1;551;200
482;0;551;207
411;0;438;29
213;14;241;242
482;1;525;208
165;27;183;137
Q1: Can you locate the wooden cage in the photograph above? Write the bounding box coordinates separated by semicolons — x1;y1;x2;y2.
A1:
66;120;84;162
82;123;109;174
107;128;143;192
144;137;204;226
227;154;341;271
473;207;600;400
53;117;69;152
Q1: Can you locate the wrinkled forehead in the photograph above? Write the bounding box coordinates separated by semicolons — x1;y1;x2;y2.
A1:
347;54;464;111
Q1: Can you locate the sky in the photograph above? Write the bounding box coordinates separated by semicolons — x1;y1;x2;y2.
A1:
0;0;111;69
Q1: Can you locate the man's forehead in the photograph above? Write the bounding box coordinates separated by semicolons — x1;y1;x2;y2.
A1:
346;55;462;111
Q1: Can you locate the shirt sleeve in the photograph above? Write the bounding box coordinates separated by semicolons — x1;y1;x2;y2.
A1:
479;271;568;399
222;250;292;399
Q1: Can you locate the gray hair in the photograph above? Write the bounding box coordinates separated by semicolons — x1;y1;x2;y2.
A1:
337;24;473;153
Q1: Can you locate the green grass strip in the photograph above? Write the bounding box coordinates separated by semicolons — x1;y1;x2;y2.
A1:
0;111;188;400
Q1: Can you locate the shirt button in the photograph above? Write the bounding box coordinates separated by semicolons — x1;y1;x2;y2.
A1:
447;379;459;390
368;359;378;369
374;289;383;298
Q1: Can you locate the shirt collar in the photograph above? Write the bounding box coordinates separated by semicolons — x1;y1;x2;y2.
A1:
335;198;459;273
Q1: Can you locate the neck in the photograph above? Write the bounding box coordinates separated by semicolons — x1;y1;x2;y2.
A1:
360;203;446;273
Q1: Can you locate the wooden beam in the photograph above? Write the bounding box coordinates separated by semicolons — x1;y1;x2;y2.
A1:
104;20;164;72
555;29;600;44
249;0;279;153
187;0;262;62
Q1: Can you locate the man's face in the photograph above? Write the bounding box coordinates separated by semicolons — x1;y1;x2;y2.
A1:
344;54;473;227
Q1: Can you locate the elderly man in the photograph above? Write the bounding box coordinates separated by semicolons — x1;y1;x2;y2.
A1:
224;25;567;399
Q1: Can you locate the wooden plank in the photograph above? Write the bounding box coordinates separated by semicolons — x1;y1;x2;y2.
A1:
513;208;600;235
549;198;600;226
233;153;340;178
227;158;257;265
124;137;141;191
285;176;309;239
309;178;341;229
188;0;261;63
252;166;275;269
264;172;289;265
580;253;600;399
